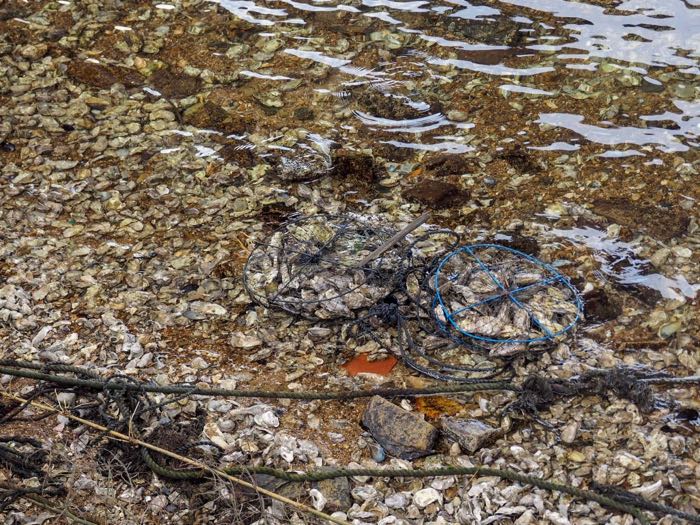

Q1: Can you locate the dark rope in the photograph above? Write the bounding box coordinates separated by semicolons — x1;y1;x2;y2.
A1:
140;450;655;524
0;362;519;399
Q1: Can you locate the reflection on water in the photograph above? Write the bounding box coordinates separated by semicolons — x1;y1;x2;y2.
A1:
202;0;698;162
551;227;699;300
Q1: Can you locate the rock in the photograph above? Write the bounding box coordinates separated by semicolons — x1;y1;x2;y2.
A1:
497;144;540;173
424;154;472;177
567;450;586;462
672;246;692;258
494;232;540;255
560;422;579;444
402;179;470;209
230;332;263;349
641;77;664;93
219;143;256;168
18;43;48;60
361;396;438;460
67;60;143;89
413;487;441;508
148;67;202;98
440;417;500;453
184;301;227;319
650;247;671;267
357;87;440;121
593;198;689;241
447;110;469;122
316;474;352;512
332;149;380;183
584;289;621;323
451;17;524;46
294;107;315;121
183;101;251;134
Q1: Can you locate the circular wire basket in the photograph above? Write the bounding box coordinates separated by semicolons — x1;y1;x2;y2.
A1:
243;213;410;320
432;244;583;346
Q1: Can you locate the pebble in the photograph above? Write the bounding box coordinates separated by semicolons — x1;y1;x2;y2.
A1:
561;422;579;444
230;332;263;348
672;246;692;258
413;488;441;508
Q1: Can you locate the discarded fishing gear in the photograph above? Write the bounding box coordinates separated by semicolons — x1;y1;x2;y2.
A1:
430;244;583;351
243;213;584;381
243;213;411;320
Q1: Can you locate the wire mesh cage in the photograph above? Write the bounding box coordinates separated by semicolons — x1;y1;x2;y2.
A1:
431;244;583;350
243;213;411;320
243;214;584;381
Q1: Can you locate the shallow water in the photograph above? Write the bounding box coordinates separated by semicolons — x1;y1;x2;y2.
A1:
2;0;698;291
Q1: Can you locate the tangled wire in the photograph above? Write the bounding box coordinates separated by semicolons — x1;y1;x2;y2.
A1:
243;213;584;382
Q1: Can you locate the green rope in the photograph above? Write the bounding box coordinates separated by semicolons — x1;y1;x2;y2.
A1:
0;363;518;400
141;449;652;524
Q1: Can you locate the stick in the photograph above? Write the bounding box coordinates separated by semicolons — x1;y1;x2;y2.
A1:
0;391;349;525
358;211;431;267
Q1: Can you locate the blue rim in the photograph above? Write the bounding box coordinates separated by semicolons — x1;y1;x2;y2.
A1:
433;244;583;344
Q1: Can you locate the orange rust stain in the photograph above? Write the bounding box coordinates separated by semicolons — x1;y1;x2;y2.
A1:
342;354;398;377
415;396;464;420
408;166;424;179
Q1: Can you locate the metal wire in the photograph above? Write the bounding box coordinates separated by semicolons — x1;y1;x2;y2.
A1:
433;244;583;345
243;214;584;381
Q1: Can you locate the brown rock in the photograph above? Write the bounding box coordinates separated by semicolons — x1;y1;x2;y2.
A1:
148;68;202;98
183;101;251;134
497;143;540;173
362;396;437;460
593;198;689;241
67;60;143;89
494;231;540;255
332;149;379;182
424;154;472;177
316;475;352;512
218;143;256;168
402;179;470;208
584;288;621;323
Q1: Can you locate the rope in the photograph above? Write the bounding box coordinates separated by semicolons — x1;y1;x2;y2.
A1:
3;363;700;524
0;362;519;399
141;451;654;524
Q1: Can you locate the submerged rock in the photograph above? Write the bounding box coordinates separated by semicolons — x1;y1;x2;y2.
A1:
332;149;380;183
584;289;621;323
402;179;470;209
183;101;251;134
148;67;202;98
67;60;143;89
361;396;438;460
450;17;524;46
593;198;689;241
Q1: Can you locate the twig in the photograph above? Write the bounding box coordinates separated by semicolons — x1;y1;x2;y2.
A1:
0;391;349;525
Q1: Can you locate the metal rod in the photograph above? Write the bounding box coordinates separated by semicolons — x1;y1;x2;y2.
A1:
358;211;431;267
